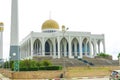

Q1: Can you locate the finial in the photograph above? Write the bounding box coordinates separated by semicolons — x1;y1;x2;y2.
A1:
62;25;65;31
62;25;69;32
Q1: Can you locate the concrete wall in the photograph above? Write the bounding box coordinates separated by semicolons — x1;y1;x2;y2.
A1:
0;69;63;79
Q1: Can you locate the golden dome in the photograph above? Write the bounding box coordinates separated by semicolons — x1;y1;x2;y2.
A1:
41;19;59;30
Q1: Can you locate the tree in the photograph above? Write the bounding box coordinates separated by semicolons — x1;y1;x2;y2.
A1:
117;53;120;59
117;53;120;65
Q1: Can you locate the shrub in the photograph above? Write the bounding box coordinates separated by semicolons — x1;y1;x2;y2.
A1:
40;60;52;66
39;66;62;70
10;59;62;71
18;66;62;71
97;53;110;58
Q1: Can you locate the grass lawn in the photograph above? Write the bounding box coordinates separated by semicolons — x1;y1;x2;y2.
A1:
0;66;120;79
65;66;120;78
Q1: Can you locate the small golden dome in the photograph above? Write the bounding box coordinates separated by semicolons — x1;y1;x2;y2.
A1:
0;22;4;26
0;22;4;32
41;19;59;30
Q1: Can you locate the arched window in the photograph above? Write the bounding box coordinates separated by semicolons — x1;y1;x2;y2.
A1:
33;39;41;55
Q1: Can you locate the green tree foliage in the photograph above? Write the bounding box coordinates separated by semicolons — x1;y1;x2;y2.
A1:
3;59;62;71
97;53;110;58
40;60;52;66
117;53;120;58
3;61;9;68
19;59;38;69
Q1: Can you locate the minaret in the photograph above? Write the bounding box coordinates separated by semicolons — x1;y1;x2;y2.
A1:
10;0;19;60
0;22;4;59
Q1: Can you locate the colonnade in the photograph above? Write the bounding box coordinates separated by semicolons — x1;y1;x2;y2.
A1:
20;35;105;59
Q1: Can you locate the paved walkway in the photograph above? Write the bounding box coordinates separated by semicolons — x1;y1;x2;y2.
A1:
0;73;10;80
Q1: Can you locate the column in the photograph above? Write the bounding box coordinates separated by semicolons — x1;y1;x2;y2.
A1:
79;37;82;58
36;41;38;55
53;39;56;58
74;42;77;56
25;42;27;58
68;36;73;58
98;42;100;53
102;40;106;53
28;40;30;57
40;44;42;55
23;43;25;58
93;40;97;56
30;37;33;59
21;46;23;59
57;37;60;58
89;39;92;58
42;37;45;56
64;42;67;57
29;40;31;56
50;44;52;56
27;41;29;58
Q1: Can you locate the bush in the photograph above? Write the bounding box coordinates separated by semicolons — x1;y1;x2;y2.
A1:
97;53;110;58
40;60;52;66
39;66;62;70
18;66;62;71
10;59;62;71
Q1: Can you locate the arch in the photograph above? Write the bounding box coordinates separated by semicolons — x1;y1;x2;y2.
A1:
60;37;68;57
71;38;79;57
45;39;53;55
82;38;88;56
33;39;42;56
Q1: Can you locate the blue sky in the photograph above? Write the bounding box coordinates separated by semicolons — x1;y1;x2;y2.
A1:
0;0;120;60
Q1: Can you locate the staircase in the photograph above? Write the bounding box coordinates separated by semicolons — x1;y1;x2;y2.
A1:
33;56;87;67
82;56;119;66
78;58;94;66
33;56;119;67
51;57;87;67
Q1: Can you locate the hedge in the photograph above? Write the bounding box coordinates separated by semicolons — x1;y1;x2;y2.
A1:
12;66;62;71
39;66;62;70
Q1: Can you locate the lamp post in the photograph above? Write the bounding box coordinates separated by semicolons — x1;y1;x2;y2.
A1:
13;53;16;71
62;25;69;78
13;53;19;71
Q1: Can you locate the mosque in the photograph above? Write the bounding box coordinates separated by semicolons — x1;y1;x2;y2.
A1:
19;19;105;59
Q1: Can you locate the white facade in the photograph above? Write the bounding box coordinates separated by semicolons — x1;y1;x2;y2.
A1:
20;20;105;59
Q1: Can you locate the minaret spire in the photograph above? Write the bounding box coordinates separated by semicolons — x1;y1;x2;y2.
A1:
10;0;20;61
11;0;19;44
0;22;4;59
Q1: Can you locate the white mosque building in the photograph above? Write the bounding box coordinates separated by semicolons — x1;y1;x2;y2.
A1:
20;19;105;59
